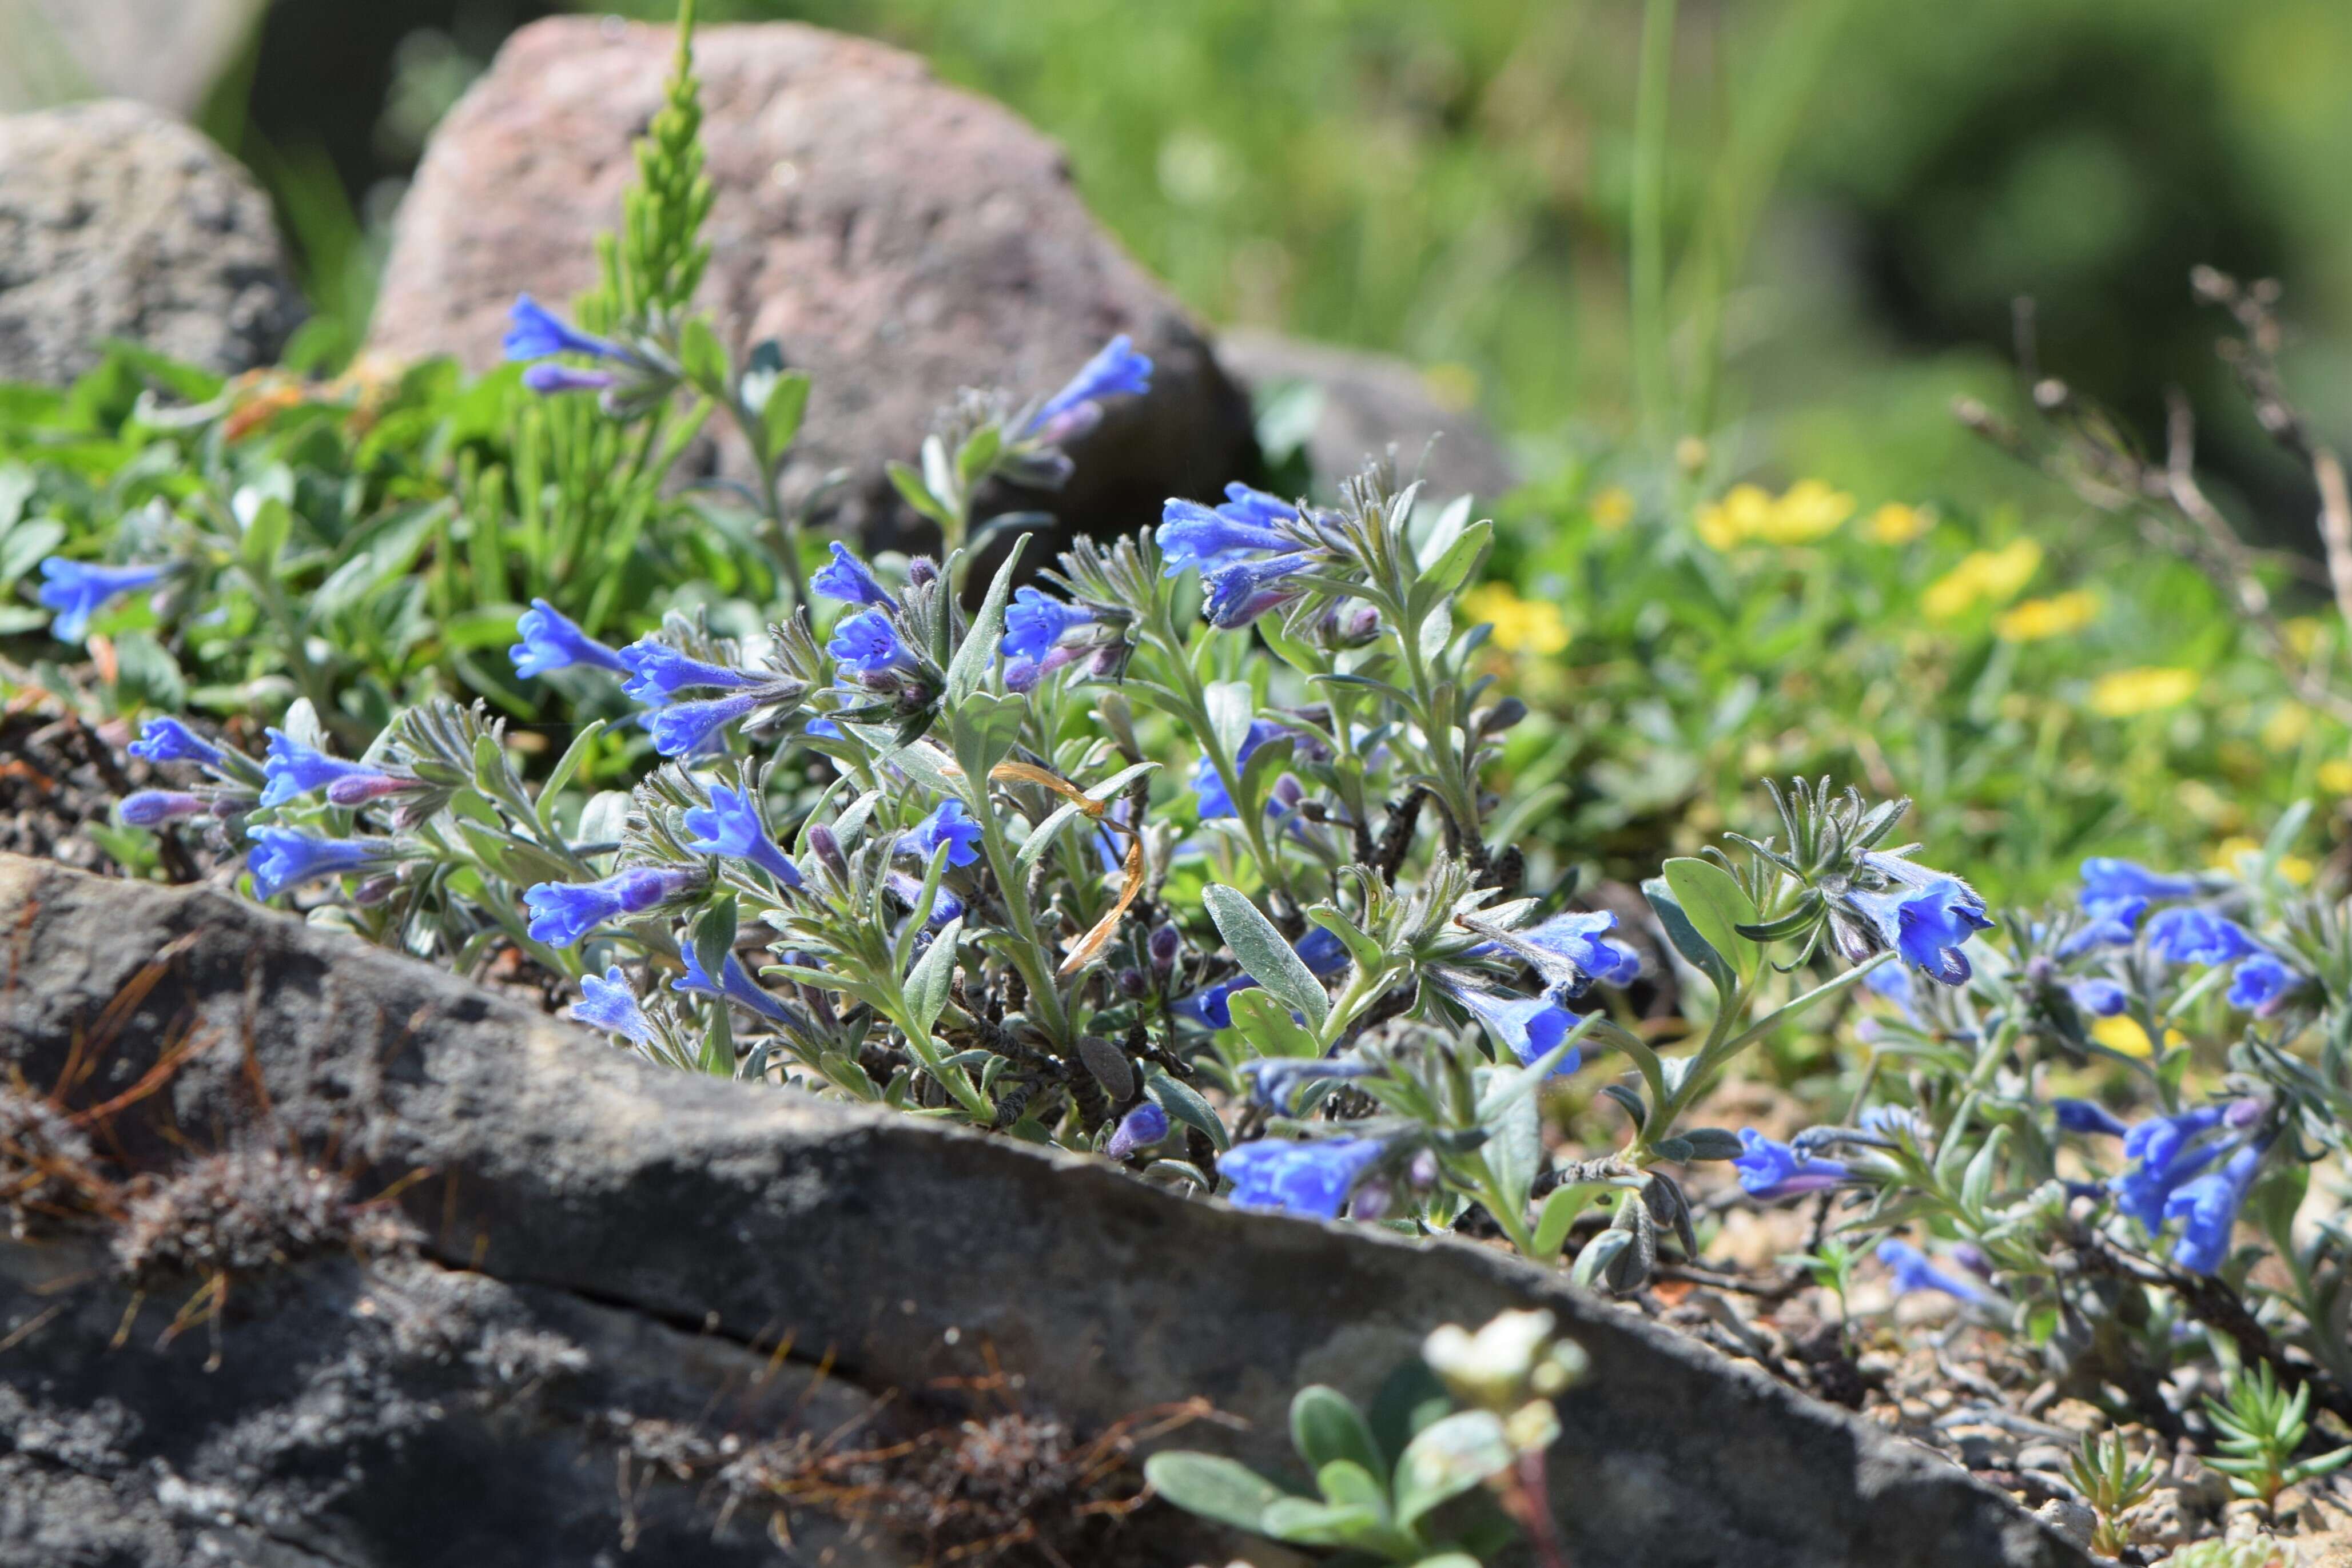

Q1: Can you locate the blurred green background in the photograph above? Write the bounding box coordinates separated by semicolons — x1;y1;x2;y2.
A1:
11;0;2352;535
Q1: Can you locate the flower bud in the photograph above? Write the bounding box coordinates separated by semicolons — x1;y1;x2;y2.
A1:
1147;924;1180;973
807;824;849;882
906;557;940;588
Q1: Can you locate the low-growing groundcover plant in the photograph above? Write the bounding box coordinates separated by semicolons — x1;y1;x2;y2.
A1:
19;6;2352;1565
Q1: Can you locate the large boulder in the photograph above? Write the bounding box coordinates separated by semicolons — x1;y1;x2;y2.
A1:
0;100;304;386
367;18;1258;546
0;855;2086;1568
1221;328;1521;504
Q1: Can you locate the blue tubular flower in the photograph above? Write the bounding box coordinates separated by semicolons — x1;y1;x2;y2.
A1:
1240;1057;1381;1112
1443;981;1581;1075
1876;1239;1997;1304
2227;952;2301;1017
128;717;224;769
572;966;654;1044
2110;1105;2229;1233
37;559;168;644
2082;858;2201;908
2070;978;2129;1017
647;691;766;758
2058;895;2146;959
1192;719;1284;821
898;799;983;868
1295;926;1350;977
1733;1130;1850;1201
1217;483;1299;529
502;293;619;361
120;790;208;826
885;870;964;925
1156;498;1296;578
681;785;802;886
1852;877;1993;985
2165;1143;2265;1275
2147;906;2260;966
672;943;803;1028
1028;333;1153;436
260;730;373;808
1001;586;1093;663
1105;1101;1169;1161
1174;979;1242;1030
811;542;892;608
522;363;615;395
1523;910;1643;991
247;828;389;900
523;867;697;948
618;638;766;705
2053;1099;2131;1139
827;609;917;676
1203;552;1315;628
510;598;631;679
1218;1137;1386;1219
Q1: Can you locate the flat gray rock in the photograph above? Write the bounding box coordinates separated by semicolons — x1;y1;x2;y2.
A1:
0;100;303;386
367;18;1257;547
0;855;2086;1568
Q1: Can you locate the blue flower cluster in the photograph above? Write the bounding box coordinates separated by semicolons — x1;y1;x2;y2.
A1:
1157;485;1327;629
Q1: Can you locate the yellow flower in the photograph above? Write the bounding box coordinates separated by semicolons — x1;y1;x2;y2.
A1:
2318;758;2352;795
1422;362;1478;412
1590;486;1635;532
2263;702;2313;752
2091;1016;2186;1059
1695;484;1773;551
1996;589;2099;643
1753;479;1854;544
1923;539;2044;620
1867;502;1931;544
2090;667;2199;718
1460;583;1570;657
1975;539;2044;601
2210;836;2315;885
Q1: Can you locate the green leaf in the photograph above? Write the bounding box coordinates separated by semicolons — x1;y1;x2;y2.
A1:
886;459;954;527
1292;1385;1386;1479
946;534;1029;705
240;496;295;576
1145;1066;1227;1150
692;897;738;1011
1642;875;1734;997
1533;1181;1615;1260
1662;857;1760;978
758;370;811;457
954;423;1003;489
0;516;65;585
1673;1127;1746;1161
1205;679;1256;762
539;719;607;808
1392;1410;1514;1531
905;916;962;1040
1411;517;1492;616
1015;798;1092;873
1315;1459;1391;1521
946;689;1024;782
1306;904;1386;973
1204;884;1329;1032
1141;1452;1290;1532
1227;986;1321;1058
1260;1497;1384;1547
679;318;729;391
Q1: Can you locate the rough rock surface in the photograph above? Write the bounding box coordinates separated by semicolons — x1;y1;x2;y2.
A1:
368;18;1257;546
1221;328;1520;504
0;100;304;386
0;855;2087;1568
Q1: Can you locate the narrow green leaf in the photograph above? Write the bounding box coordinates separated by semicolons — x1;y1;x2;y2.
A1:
1292;1386;1386;1479
905;916;962;1040
759;370;810;456
1204;884;1329;1032
946;534;1029;705
1227;987;1321;1058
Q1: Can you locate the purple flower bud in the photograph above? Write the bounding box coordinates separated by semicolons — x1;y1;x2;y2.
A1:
522;363;616;395
1147;924;1180;972
1104;1100;1169;1161
807;823;849;882
324;771;413;807
120;789;208;826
